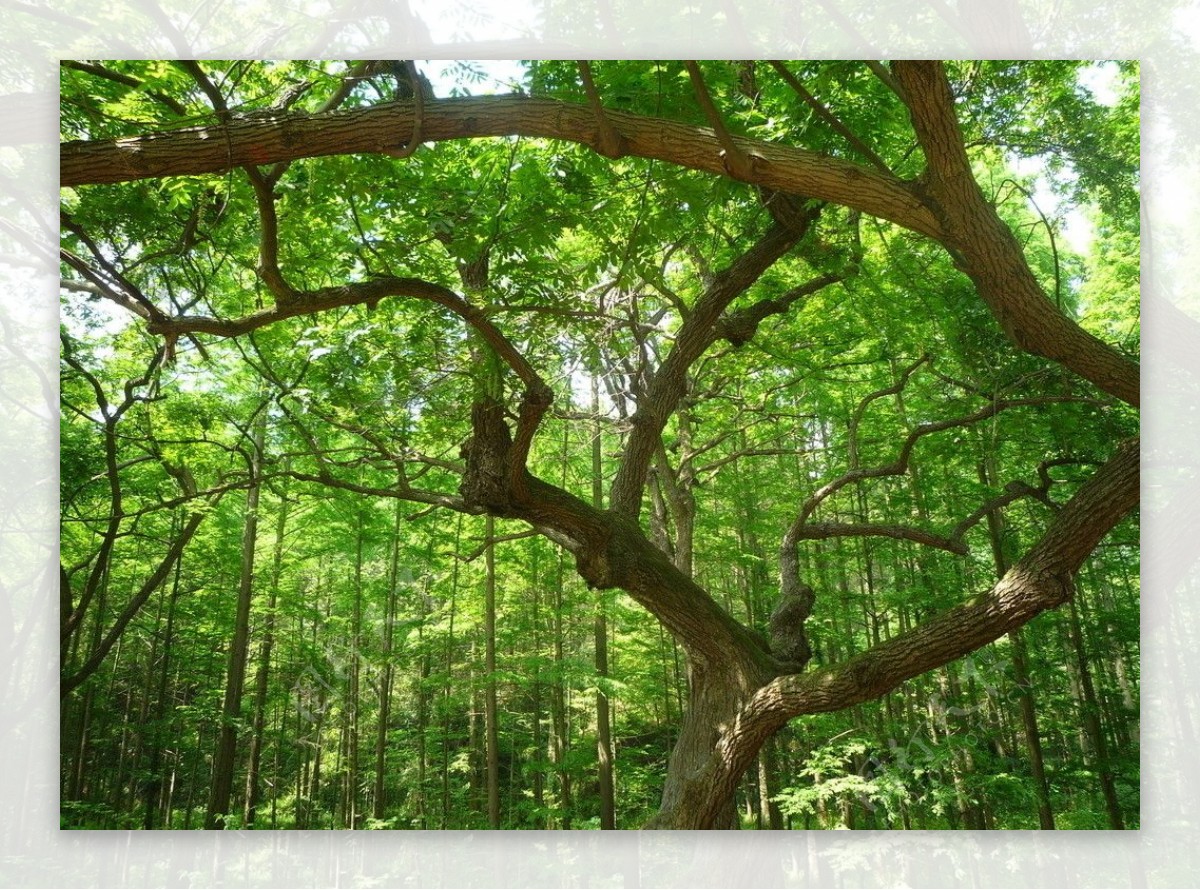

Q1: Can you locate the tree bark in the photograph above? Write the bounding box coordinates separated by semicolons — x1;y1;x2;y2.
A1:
244;472;289;828
204;407;266;829
592;371;616;830
484;515;501;829
646;437;1137;828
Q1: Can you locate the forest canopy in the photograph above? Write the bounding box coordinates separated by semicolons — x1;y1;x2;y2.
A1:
59;59;1139;830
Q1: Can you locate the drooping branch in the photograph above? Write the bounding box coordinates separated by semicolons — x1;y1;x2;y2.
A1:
790;394;1099;535
792;522;968;555
146;275;541;389
60;212;170;325
383;60;426;159
847;353;929;469
793;460;1073;557
770;383;1103;668
61;60;190;117
713;270;844;348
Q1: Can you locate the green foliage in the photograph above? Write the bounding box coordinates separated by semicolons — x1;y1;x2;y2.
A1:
59;60;1138;832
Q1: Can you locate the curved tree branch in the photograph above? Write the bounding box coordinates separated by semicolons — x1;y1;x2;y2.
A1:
650;435;1139;828
892;61;1139;407
60;95;944;240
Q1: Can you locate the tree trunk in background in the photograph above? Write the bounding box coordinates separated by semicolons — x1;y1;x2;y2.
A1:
530;541;546;818
592;370;616;830
441;514;463;828
415;573;431;829
374;493;403;823
1010;627;1055;828
757;735;784;830
345;501;365;828
1067;596;1125;829
551;423;573;829
484;514;501;828
980;458;1055;830
204;407;266;829
245;472;290;828
143;536;184;829
551;546;573;829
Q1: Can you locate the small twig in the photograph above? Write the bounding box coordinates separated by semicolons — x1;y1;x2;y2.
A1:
769;61;893;175
385;61;425;159
577;61;626;159
684;60;757;180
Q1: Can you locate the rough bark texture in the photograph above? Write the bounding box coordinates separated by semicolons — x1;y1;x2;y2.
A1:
61;96;942;239
647;437;1137;828
891;62;1139;407
62;62;1141;829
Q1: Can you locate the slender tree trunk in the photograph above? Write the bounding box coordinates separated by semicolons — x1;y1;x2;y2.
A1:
415;577;431;829
374;492;403;822
979;457;1055;829
529;541;546;817
1067;596;1125;829
143;536;184;829
441;514;463;828
756;735;784;830
591;371;616;830
347;500;365;828
244;472;290;828
205;407;266;829
549;423;573;829
484;515;501;828
67;566;107;802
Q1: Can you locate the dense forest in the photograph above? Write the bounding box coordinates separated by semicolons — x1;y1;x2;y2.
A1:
59;59;1139;831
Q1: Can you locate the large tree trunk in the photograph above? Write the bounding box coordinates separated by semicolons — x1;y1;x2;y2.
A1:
649;654;773;829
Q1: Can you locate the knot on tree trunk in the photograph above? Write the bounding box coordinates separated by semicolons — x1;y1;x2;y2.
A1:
574;513;640;590
459;399;514;511
768;582;814;670
714;311;760;348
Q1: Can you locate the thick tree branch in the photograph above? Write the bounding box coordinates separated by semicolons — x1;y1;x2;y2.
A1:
892;61;1139;407
651;435;1139;828
608;217;815;516
60;95;943;240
